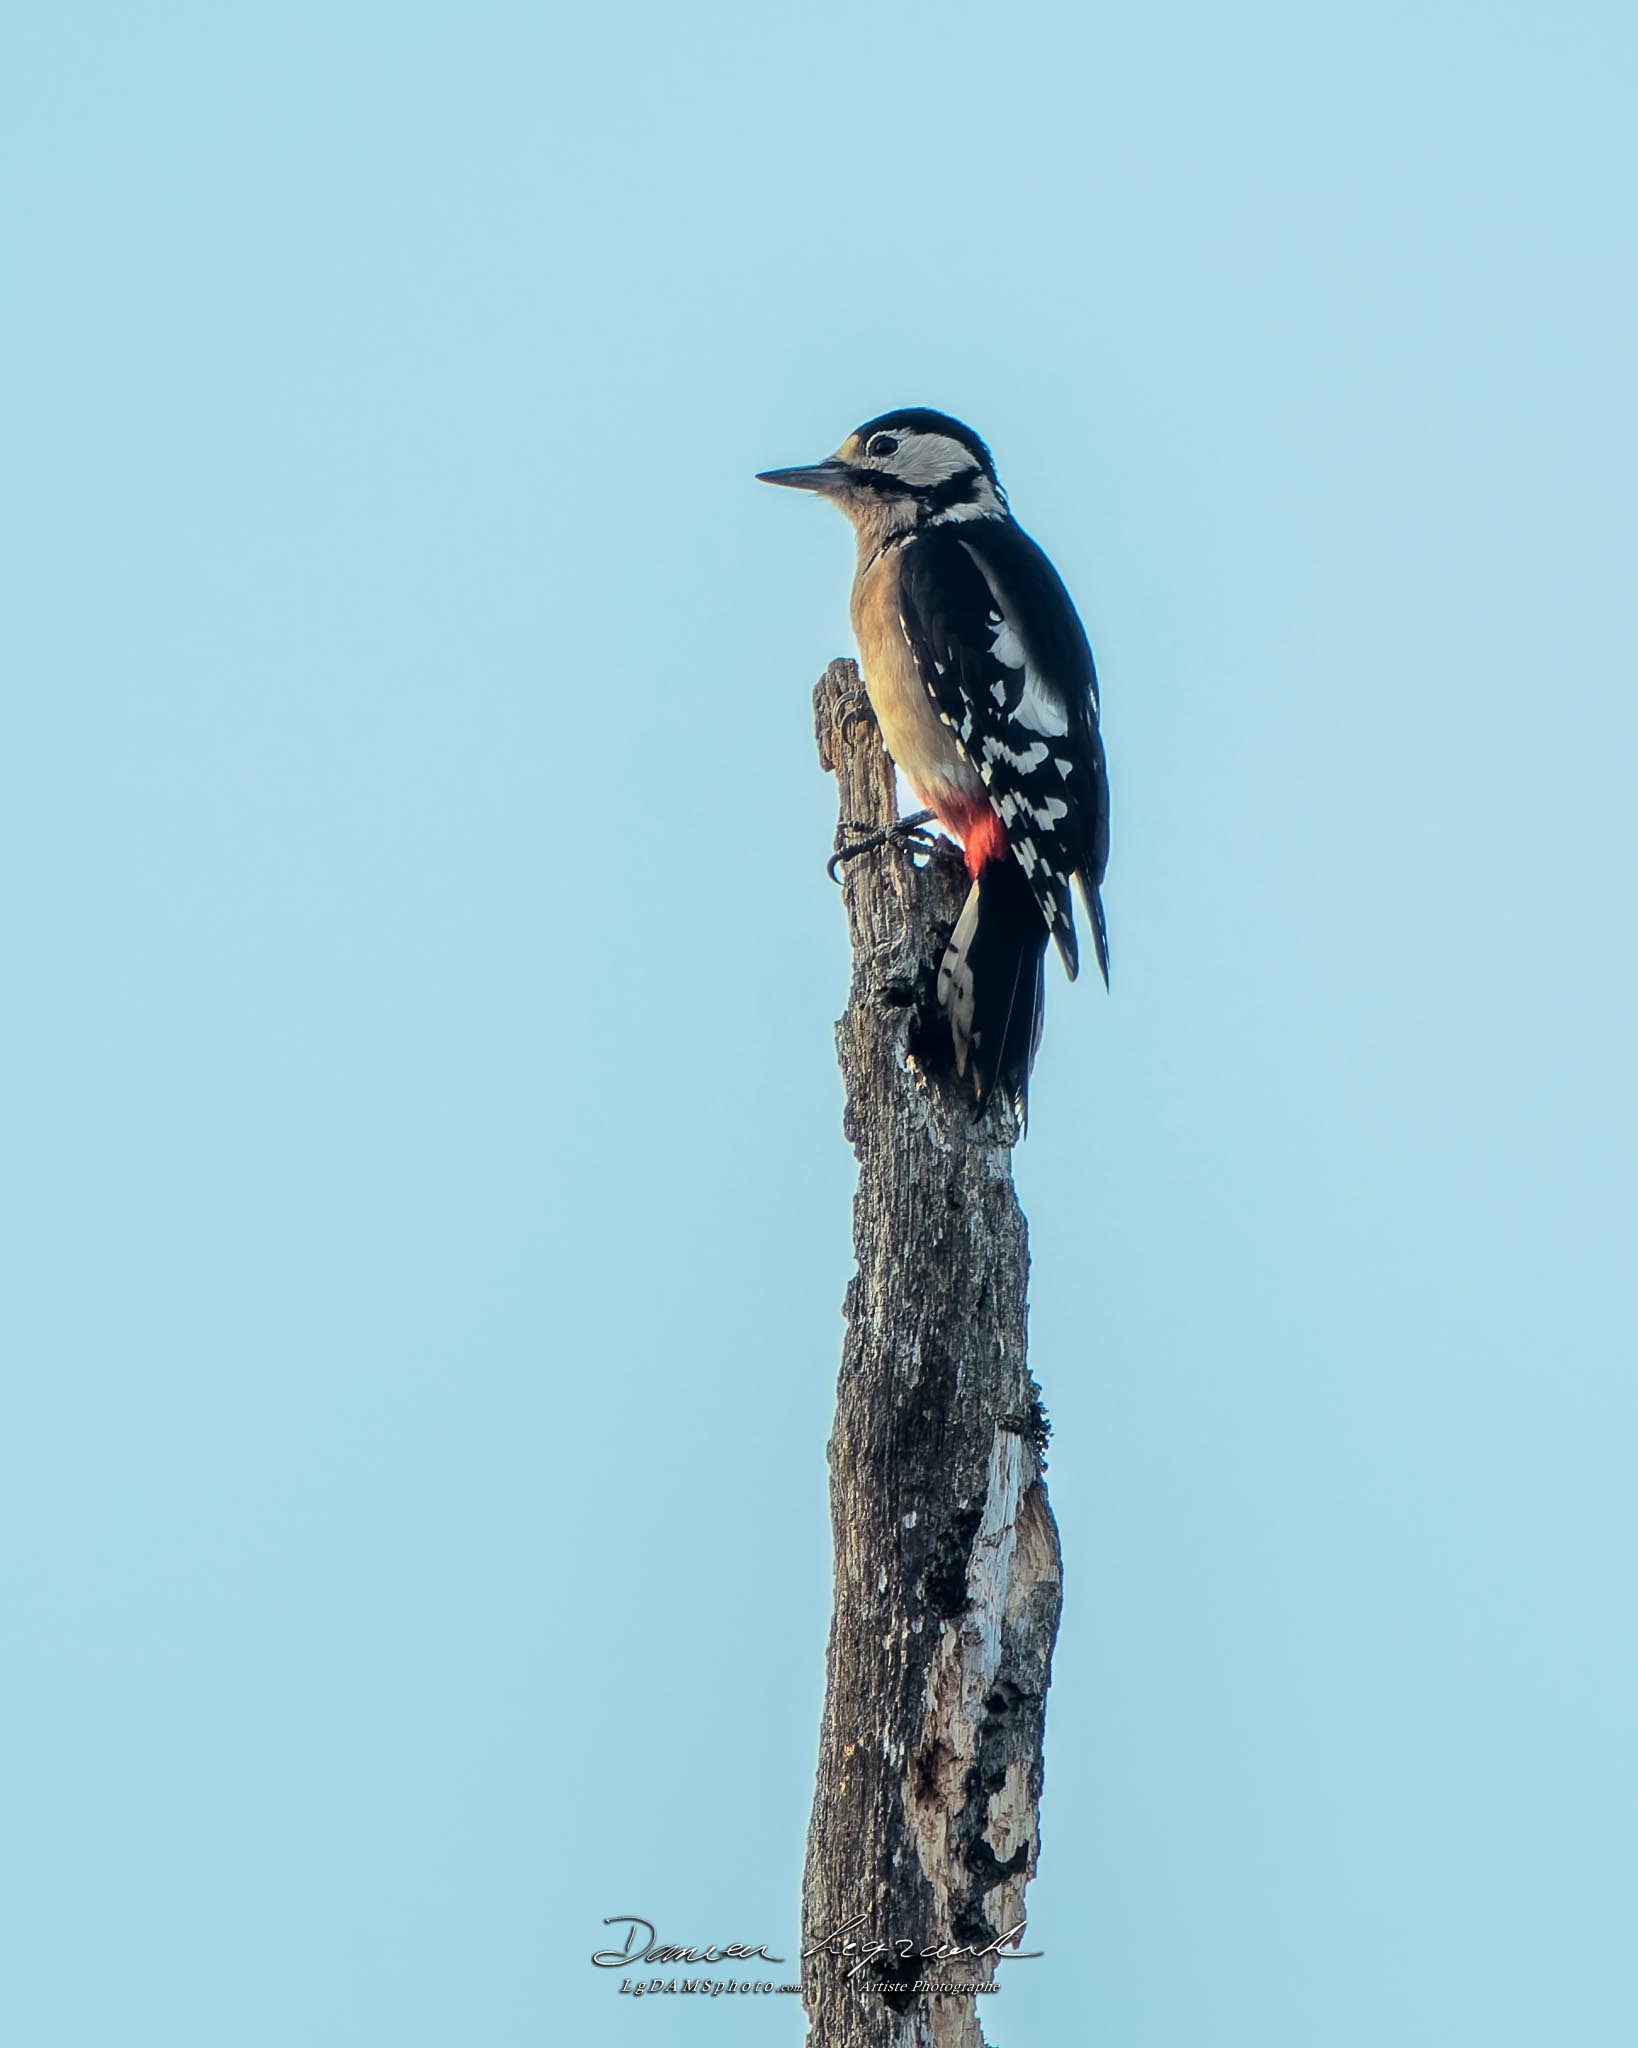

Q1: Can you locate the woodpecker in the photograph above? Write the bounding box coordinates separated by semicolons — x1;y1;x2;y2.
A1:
759;408;1109;1126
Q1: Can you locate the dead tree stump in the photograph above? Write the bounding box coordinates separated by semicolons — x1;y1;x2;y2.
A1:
802;660;1064;2048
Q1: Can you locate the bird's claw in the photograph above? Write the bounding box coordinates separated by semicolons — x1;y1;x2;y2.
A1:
827;810;938;884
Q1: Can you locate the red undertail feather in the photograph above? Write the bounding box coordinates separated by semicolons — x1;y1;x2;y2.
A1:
933;793;1010;880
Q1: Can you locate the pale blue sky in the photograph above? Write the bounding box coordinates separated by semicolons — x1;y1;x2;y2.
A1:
4;3;1635;2043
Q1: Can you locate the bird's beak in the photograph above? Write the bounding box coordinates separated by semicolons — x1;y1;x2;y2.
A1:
755;457;850;496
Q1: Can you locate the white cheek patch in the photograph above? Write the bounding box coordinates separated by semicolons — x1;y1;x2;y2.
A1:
888;432;978;487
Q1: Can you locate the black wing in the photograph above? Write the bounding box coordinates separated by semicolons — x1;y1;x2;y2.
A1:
898;520;1110;982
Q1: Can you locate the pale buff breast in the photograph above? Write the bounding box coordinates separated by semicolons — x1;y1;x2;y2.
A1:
850;550;988;819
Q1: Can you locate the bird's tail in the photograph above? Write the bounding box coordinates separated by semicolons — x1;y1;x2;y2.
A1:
936;854;1049;1130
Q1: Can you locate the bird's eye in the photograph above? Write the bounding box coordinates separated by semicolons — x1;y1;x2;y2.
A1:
866;433;899;458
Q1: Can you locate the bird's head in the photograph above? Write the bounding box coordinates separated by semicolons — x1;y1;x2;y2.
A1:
758;409;1007;541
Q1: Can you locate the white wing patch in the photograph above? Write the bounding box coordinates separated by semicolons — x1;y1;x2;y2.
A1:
990;619;1027;669
959;565;1082;972
897;531;1094;985
981;736;1051;774
1013;669;1069;738
982;591;1069;738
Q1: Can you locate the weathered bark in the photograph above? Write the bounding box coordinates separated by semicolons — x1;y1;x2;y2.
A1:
802;661;1063;2048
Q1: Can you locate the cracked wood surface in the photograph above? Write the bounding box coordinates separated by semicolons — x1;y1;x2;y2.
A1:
803;661;1064;2048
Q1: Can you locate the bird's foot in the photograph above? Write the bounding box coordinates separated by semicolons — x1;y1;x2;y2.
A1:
827;810;939;884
